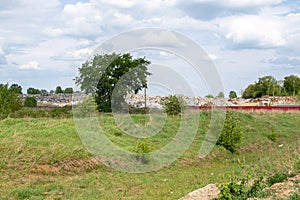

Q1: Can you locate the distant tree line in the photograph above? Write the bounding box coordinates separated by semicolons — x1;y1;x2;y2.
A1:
242;75;300;99
27;86;74;95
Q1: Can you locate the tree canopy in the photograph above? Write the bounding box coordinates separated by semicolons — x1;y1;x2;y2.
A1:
283;75;300;96
95;53;151;112
242;74;300;98
229;90;237;99
9;83;22;94
0;84;22;119
75;53;120;94
55;86;63;94
27;87;41;95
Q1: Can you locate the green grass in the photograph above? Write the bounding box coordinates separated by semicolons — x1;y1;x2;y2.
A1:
0;110;300;199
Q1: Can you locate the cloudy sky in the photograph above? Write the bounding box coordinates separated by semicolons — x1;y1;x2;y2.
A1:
1;0;300;96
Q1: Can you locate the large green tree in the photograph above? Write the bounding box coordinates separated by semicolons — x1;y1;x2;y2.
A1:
95;53;151;112
9;83;22;94
0;84;22;119
257;75;281;96
242;75;282;98
27;87;41;94
55;86;63;94
283;75;300;96
229;90;237;99
242;84;261;99
75;53;120;94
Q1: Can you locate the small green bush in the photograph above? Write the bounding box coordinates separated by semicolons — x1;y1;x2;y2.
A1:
24;96;37;107
160;95;186;115
0;84;22;119
268;128;278;142
218;181;247;200
218;177;266;200
49;107;72;118
266;173;288;186
217;110;242;153
114;131;122;137
247;177;266;198
133;141;152;164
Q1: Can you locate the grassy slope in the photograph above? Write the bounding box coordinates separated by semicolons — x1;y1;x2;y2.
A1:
0;111;299;199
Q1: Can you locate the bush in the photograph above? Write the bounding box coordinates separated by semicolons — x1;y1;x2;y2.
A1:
266;173;288;186
24;96;37;107
217;110;242;153
268;128;278;142
218;181;247;200
0;84;22;119
133;141;152;164
218;177;266;200
49;107;72;118
160;95;186;115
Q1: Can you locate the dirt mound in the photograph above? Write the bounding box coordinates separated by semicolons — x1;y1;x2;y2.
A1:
180;174;300;200
179;184;220;200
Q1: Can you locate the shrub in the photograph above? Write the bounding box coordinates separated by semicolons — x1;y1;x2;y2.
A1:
160;95;186;115
0;84;22;119
49;107;72;118
266;173;288;186
24;96;37;107
133;141;152;164
268;128;278;142
218;177;266;200
218;181;247;200
217;110;242;153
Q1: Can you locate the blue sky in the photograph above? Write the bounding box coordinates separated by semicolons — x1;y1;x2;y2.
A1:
1;0;300;96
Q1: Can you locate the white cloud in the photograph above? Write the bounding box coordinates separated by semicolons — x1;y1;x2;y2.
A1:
92;0;136;8
217;14;286;48
219;0;282;8
208;54;217;60
19;61;41;70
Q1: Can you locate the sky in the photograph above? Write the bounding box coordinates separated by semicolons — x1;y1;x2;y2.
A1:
1;0;300;97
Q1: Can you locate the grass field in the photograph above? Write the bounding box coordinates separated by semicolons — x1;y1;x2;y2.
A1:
0;110;300;199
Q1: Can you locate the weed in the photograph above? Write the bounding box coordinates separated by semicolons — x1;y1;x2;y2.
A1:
217;177;266;200
133;141;152;164
12;188;44;199
289;192;300;200
266;173;288;186
268;128;278;141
